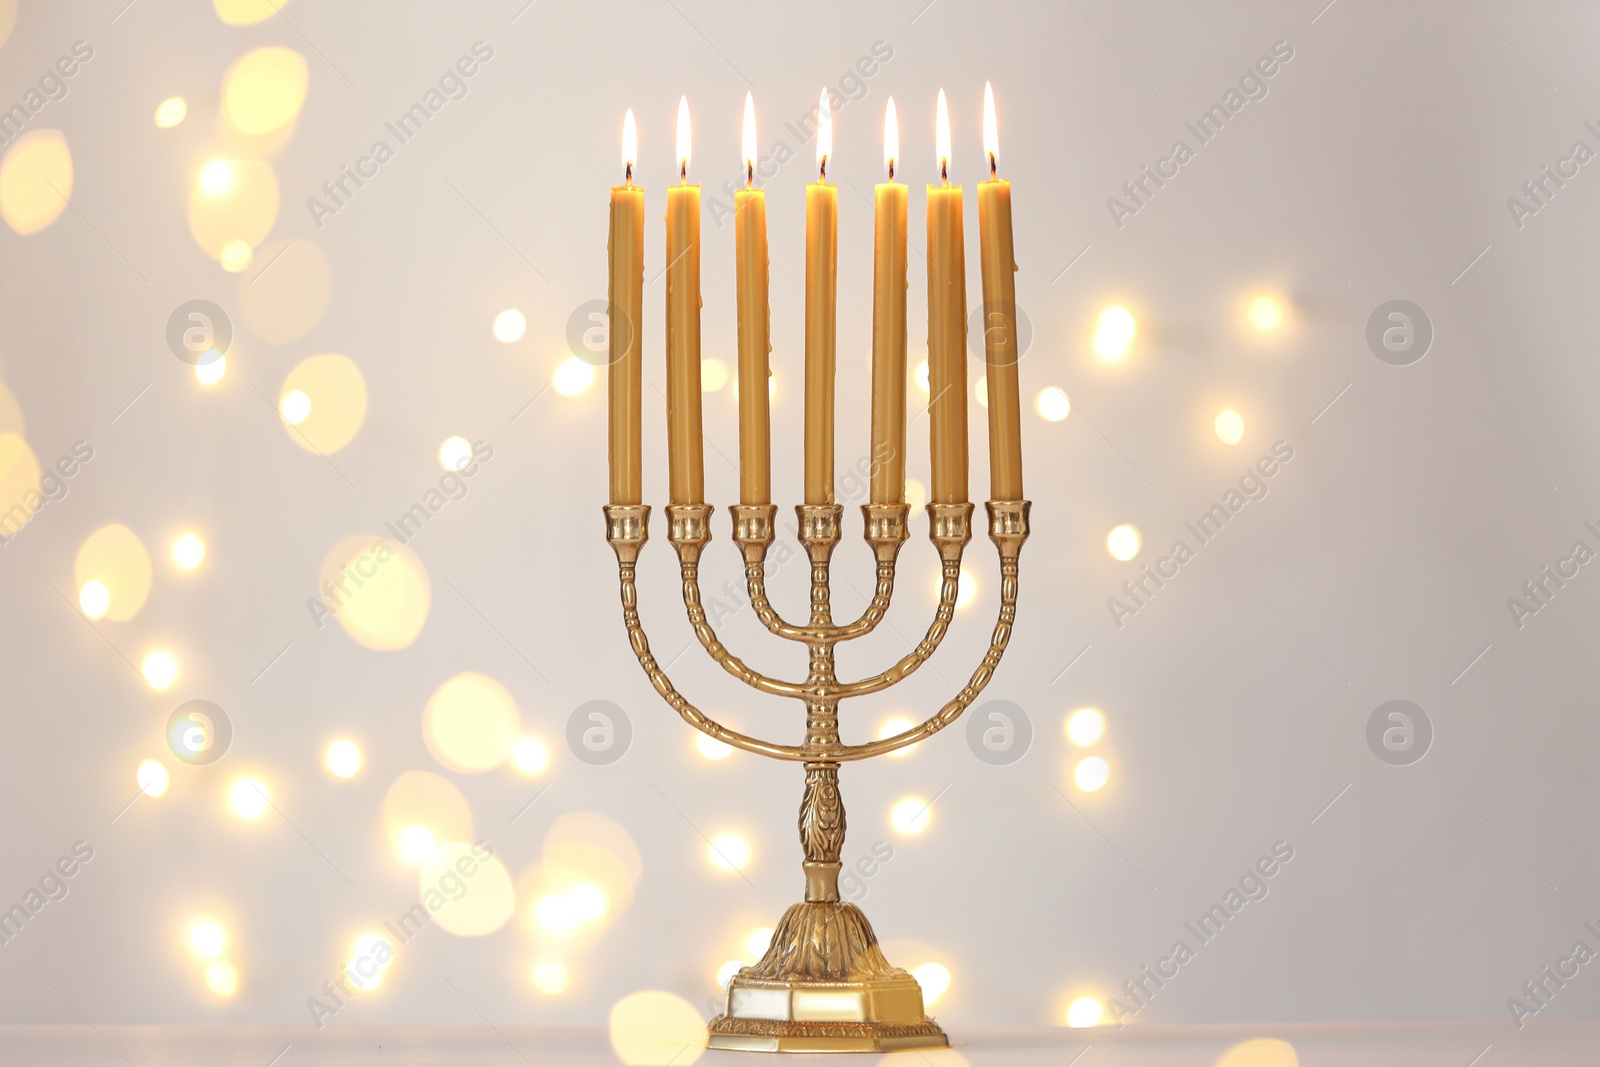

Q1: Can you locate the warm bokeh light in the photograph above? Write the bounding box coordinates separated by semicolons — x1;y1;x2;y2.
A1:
906;478;927;513
227;776;271;820
744;927;774;959
1036;386;1070;422
701;357;729;392
422;842;517;936
384;771;472;864
79;580;110;620
188;158;279;268
1216;1037;1300;1067
187;919;227;959
399;825;436;864
524;812;643;939
345;931;395;991
199;159;234;197
172;532;206;572
915;358;930;392
1067;995;1104;1027
716;959;744;988
1067;708;1105;747
438;435;473;472
204;961;239;997
239;238;331;343
890;796;933;836
0;130;73;235
955;565;976;610
553;356;597;396
219;239;253;273
76;524;152;622
325;739;362;779
195;351;228;385
974;376;988;408
425;672;521;773
695;733;732;761
493;308;526;343
154;96;187;128
213;0;288;25
878;716;918;758
1246;295;1286;332
707;832;752;873
279;355;366;453
1093;306;1136;361
1074;756;1110;793
0;433;39;536
1106;524;1141;561
1215;408;1245;445
511;735;552;776
609;990;707;1066
137;759;169;798
913;962;951;1007
141;649;179;691
534;882;608;934
317;534;431;651
531;961;569;995
223;47;309;136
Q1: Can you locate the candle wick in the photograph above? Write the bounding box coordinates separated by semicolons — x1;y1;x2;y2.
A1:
940;159;948;184
625;162;632;183
680;161;687;183
888;160;895;181
819;156;827;181
747;162;753;187
989;153;996;179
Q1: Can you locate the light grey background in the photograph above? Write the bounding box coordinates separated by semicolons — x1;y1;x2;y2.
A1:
0;0;1596;1034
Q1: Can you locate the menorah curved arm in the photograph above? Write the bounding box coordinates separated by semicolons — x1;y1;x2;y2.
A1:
828;501;1030;762
678;557;809;699
605;504;816;762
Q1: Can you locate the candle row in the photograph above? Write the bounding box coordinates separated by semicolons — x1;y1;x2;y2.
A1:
607;85;1022;510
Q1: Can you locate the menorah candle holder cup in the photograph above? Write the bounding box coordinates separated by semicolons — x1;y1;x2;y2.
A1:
604;497;1030;1052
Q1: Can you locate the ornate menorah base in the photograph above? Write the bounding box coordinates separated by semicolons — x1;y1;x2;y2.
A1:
708;903;948;1053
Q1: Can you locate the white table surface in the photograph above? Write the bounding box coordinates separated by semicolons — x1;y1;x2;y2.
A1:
0;1023;1593;1065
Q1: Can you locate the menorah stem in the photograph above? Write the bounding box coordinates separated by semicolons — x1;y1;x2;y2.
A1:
799;759;844;902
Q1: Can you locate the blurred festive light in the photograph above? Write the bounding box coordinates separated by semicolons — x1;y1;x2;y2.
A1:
1246;295;1285;332
227;776;271;820
279;389;311;425
1215;408;1245;445
219;240;253;273
204;961;238;997
701;358;729;392
399;825;436;864
1066;708;1105;747
1036;386;1070;422
438;436;473;472
937;565;977;610
0;130;73;235
553;356;596;396
223;47;309;136
213;0;288;25
195;352;227;385
915;358;930;392
716;959;744;987
531;812;643;930
1217;1037;1300;1067
76;525;152;622
137;759;169;798
317;535;430;651
729;370;777;402
425;672;521;774
974;376;988;408
199;158;235;198
79;580;110;620
421;842;516;936
744;927;774;959
172;532;207;572
511;735;551;776
1074;756;1109;793
535;883;608;933
879;716;917;758
707;832;752;873
154;96;187;128
912;962;951;1006
325;739;362;779
608;990;707;1066
890;796;933;836
1106;524;1141;562
345;931;395;991
530;962;569;995
1067;995;1104;1028
141;650;179;691
906;478;927;513
279;355;366;452
187;919;227;959
1093;306;1136;361
0;433;38;536
492;308;526;343
695;733;732;761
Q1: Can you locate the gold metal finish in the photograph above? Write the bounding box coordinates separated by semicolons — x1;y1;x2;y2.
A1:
603;495;1030;1052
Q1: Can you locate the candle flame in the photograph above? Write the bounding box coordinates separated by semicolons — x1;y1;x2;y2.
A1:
816;88;831;178
935;88;951;184
676;96;691;181
983;81;998;177
884;97;898;179
742;92;756;185
622;108;637;183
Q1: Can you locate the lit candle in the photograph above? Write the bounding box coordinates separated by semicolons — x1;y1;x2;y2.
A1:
609;108;644;506
926;88;968;504
977;82;1023;501
804;88;838;506
869;98;907;506
735;93;772;506
666;96;704;505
